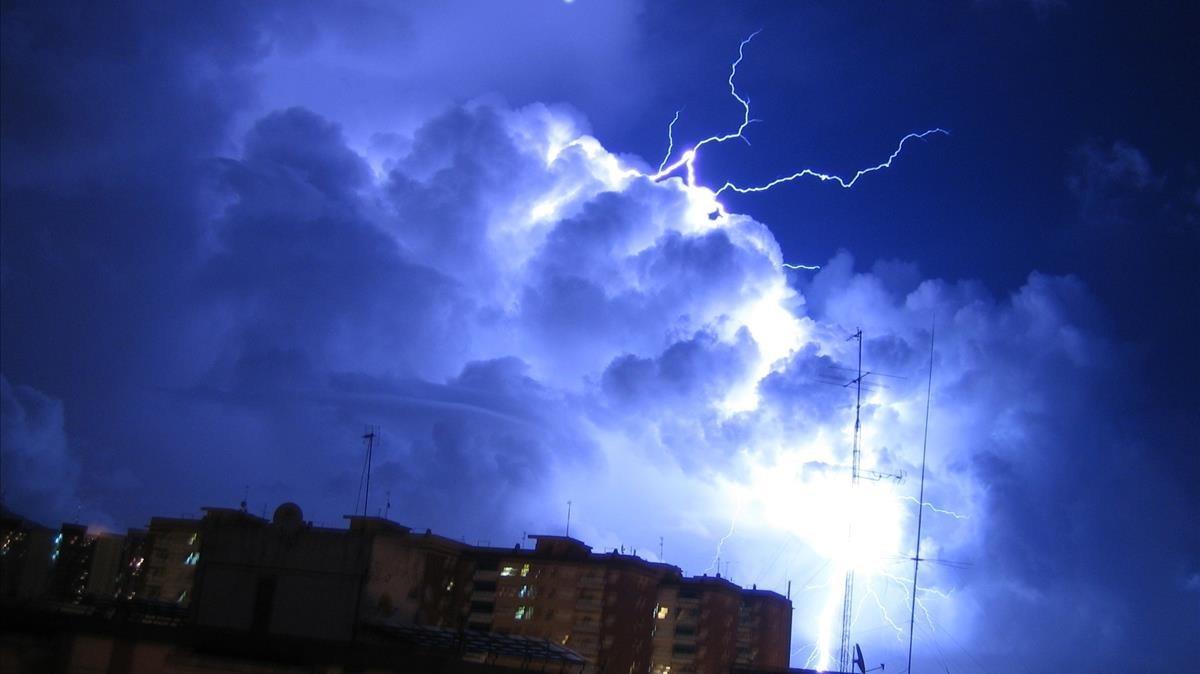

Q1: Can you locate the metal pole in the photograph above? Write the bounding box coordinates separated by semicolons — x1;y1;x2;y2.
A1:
363;428;376;518
907;323;936;673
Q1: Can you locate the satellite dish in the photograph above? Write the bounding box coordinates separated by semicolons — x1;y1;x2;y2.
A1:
854;644;867;674
272;502;304;530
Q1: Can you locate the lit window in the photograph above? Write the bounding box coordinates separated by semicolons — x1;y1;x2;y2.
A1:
188;533;198;546
520;563;531;577
184;552;200;565
518;585;536;599
177;590;188;603
500;565;517;577
515;605;533;620
445;580;455;591
656;605;670;619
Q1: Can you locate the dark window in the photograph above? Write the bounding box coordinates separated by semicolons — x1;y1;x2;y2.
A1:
672;644;696;655
475;558;499;571
470;601;494;612
474;580;497;592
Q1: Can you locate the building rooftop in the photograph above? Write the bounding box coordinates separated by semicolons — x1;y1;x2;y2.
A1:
365;622;586;665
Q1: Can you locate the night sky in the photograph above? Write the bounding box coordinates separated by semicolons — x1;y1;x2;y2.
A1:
2;1;1198;671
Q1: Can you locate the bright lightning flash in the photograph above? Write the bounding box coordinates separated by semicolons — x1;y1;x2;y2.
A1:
544;30;947;270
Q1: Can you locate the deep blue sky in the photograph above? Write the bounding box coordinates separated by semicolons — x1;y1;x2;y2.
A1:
2;2;1198;672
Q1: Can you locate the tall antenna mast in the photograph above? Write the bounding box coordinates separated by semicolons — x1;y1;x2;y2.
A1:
361;426;378;518
839;328;865;673
565;500;573;537
907;322;936;673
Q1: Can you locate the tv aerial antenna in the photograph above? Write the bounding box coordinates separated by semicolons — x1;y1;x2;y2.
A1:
838;328;903;673
356;426;379;518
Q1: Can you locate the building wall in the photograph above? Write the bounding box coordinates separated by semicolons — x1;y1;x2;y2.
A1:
116;529;151;600
142;518;202;605
48;524;95;602
651;577;741;674
735;590;792;669
362;532;427;625
476;538;674;674
358;523;474;629
650;583;679;673
693;579;740;674
410;534;475;627
595;556;660;674
192;517;369;642
0;517;54;599
86;534;125;599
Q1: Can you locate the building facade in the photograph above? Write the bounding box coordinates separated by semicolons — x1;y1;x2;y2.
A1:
139;516;204;605
1;501;792;673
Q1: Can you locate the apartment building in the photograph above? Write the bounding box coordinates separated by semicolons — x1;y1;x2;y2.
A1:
139;516;205;605
1;501;792;674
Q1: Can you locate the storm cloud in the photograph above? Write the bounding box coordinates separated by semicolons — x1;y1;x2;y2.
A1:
3;2;1197;672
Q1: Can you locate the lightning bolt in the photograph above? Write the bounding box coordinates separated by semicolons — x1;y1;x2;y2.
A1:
547;30;943;273
802;643;822;670
713;128;950;196
706;497;744;575
658;110;682;173
900;495;969;520
639;29;946;276
650;30;761;189
878;569;952;634
866;585;907;642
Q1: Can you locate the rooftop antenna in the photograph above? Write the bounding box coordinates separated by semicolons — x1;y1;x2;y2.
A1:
565;500;572;537
240;485;249;512
383;490;391;520
659;536;664;561
357;426;379;518
907;322;936;674
838;329;903;673
838;328;866;674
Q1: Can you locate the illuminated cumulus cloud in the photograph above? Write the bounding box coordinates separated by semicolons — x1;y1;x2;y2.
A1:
379;101;797;393
302;97;1133;669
